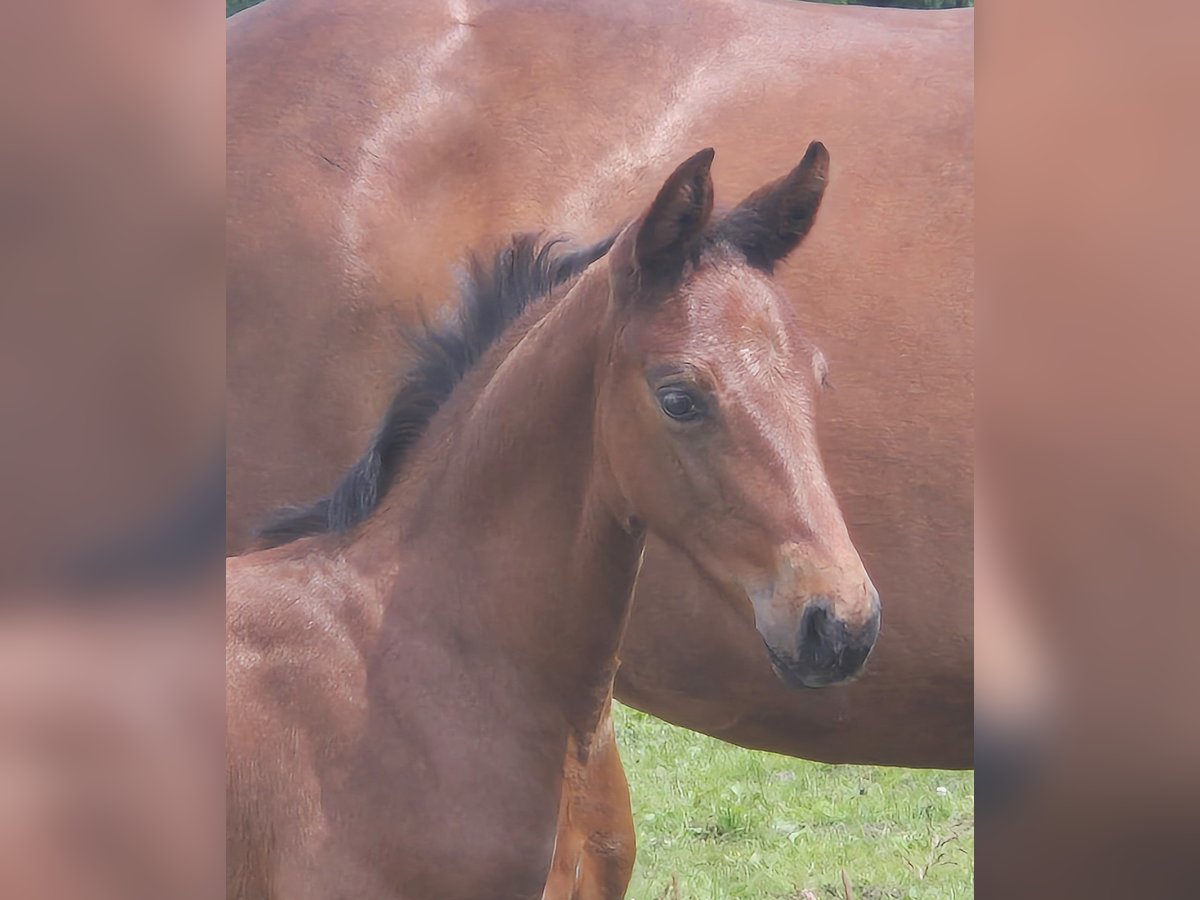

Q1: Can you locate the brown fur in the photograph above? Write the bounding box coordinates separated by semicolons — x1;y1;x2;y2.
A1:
227;0;972;766
227;149;875;898
545;697;636;900
227;1;972;895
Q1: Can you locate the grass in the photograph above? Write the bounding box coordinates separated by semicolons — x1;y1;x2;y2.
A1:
614;703;973;900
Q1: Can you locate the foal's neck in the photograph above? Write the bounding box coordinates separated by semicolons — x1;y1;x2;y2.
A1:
357;264;639;735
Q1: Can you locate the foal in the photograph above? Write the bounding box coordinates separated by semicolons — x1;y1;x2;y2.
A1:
227;143;879;899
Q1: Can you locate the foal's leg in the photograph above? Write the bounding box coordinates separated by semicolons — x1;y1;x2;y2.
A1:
543;700;636;899
575;710;636;899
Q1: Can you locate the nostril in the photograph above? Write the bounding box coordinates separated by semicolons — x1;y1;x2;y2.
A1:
779;596;877;687
801;603;827;644
798;599;835;656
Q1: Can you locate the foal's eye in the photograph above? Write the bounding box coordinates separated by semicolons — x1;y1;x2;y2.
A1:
657;388;703;422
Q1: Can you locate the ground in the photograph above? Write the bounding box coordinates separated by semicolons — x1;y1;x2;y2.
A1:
614;704;974;899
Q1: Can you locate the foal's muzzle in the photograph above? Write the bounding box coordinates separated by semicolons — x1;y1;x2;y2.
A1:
767;593;881;689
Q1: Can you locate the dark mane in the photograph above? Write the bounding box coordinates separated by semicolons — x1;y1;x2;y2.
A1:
256;232;615;548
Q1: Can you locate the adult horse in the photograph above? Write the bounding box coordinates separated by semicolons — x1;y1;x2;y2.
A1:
227;148;880;899
227;0;973;767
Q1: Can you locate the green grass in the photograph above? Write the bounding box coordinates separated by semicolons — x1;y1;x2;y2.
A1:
614;703;973;900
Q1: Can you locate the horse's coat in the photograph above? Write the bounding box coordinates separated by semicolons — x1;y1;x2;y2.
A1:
226;0;973;770
227;150;879;898
227;4;971;895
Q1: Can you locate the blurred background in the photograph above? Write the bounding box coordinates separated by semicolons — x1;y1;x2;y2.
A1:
0;1;223;897
2;0;1198;896
976;1;1200;895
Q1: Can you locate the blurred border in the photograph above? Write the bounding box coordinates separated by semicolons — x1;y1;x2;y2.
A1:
978;1;1200;896
0;3;224;895
0;0;224;599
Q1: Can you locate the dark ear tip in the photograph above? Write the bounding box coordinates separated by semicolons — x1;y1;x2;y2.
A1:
804;140;829;164
689;147;716;171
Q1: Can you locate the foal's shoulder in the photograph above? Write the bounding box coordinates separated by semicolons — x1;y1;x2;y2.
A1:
226;548;376;739
226;548;367;678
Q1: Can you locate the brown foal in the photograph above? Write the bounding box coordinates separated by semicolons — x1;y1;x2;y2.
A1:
226;144;878;898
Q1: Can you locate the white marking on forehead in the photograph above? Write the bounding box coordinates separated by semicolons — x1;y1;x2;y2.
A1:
339;3;474;288
727;370;823;523
697;258;825;520
681;258;794;371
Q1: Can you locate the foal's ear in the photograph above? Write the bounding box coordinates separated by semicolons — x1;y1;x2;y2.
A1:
632;148;716;281
716;141;830;272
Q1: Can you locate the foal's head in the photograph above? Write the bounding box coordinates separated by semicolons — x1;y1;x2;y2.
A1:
596;145;879;687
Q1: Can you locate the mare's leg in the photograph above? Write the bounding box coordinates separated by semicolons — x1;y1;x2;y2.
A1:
543;701;636;899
